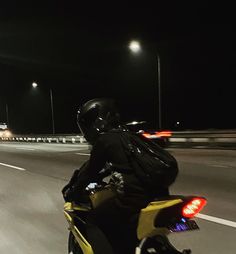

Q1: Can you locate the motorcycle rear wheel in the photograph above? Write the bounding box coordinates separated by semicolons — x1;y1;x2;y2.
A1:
138;235;185;254
68;231;83;254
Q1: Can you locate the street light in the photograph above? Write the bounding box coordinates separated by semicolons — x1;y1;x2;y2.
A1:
128;40;162;130
32;82;55;134
129;40;141;54
32;82;38;88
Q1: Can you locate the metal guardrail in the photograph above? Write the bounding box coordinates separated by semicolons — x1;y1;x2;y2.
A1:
0;134;86;144
169;130;236;149
1;130;236;149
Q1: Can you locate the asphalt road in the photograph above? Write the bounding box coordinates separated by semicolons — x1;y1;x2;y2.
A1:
0;142;235;254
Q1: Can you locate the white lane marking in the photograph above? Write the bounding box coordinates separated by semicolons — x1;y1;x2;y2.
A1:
197;213;236;228
16;148;35;151
0;162;26;171
209;164;229;168
75;153;90;156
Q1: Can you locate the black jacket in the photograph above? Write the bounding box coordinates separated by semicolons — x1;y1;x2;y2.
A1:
72;131;148;193
63;130;169;206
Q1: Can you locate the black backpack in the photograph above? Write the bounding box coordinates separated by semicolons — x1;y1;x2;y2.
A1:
119;131;178;191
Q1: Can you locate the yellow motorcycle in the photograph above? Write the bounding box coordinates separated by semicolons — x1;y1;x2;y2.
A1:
64;185;207;254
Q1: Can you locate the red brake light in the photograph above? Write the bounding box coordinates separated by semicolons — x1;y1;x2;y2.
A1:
156;130;172;137
182;198;207;218
142;130;172;139
142;132;152;138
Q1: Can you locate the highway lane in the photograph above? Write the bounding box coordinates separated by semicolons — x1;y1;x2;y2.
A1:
169;149;236;221
0;143;90;254
0;163;67;253
168;149;236;253
0;142;236;253
0;142;90;180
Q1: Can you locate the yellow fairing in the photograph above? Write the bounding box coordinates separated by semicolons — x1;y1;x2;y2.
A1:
137;199;183;240
64;202;90;212
64;203;94;254
89;187;116;209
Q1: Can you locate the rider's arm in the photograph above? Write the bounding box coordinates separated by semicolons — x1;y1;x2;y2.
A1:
72;135;108;191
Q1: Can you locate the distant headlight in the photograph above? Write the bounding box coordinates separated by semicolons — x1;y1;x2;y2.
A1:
4;130;12;137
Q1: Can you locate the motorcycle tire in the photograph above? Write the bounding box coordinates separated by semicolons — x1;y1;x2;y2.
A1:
139;235;183;254
68;231;83;254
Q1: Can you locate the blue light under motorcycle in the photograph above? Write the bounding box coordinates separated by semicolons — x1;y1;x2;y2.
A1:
168;219;199;233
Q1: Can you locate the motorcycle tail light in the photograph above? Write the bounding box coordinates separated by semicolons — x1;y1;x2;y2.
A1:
182;198;207;218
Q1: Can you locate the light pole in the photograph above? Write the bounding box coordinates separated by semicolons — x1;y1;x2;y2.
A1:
157;53;162;130
32;82;55;134
6;104;9;128
129;40;162;130
49;88;55;135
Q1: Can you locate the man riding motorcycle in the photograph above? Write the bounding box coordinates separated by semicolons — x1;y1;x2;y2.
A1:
62;98;177;254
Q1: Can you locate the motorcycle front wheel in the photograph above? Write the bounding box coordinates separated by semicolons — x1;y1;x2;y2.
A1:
68;231;83;254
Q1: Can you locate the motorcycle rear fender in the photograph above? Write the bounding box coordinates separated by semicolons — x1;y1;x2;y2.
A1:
137;199;183;240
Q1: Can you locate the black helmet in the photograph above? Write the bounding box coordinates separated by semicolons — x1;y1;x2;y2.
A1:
77;98;120;144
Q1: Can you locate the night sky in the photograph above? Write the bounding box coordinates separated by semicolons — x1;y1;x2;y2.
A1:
0;2;235;134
